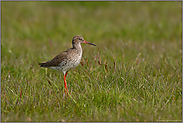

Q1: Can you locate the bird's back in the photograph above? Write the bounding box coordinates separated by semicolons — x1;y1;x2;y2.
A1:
39;47;82;73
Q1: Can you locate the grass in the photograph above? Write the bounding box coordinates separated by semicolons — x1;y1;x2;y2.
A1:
1;1;182;122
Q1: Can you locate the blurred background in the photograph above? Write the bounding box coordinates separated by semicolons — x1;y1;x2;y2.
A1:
2;1;181;63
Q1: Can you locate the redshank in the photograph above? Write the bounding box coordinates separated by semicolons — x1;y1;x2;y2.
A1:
39;35;96;93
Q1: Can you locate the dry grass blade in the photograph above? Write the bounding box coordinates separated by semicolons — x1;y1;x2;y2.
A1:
98;52;102;65
20;90;22;98
85;58;89;66
114;60;116;72
104;60;108;72
135;53;141;65
14;90;23;108
92;54;97;62
47;79;52;86
85;69;91;78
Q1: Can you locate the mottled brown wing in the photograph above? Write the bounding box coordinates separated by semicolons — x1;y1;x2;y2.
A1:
39;50;68;67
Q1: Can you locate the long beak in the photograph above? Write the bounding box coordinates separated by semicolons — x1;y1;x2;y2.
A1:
83;40;96;46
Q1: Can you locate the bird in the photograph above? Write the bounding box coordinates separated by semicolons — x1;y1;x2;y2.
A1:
39;35;96;94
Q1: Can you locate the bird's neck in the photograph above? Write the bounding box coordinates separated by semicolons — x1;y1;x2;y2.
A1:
73;43;82;52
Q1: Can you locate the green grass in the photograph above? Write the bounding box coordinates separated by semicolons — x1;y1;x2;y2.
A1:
1;1;182;122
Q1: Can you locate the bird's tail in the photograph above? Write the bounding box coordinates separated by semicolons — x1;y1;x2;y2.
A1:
39;63;46;67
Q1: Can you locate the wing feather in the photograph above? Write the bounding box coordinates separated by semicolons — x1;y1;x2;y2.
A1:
39;50;68;67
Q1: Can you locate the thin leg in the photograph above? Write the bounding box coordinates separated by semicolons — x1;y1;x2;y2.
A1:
64;72;68;93
65;72;68;77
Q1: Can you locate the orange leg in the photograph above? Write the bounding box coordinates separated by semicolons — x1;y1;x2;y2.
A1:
64;72;68;94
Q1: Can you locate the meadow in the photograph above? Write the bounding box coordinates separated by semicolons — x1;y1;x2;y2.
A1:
1;1;182;122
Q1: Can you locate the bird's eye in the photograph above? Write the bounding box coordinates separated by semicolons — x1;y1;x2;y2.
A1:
79;38;82;40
